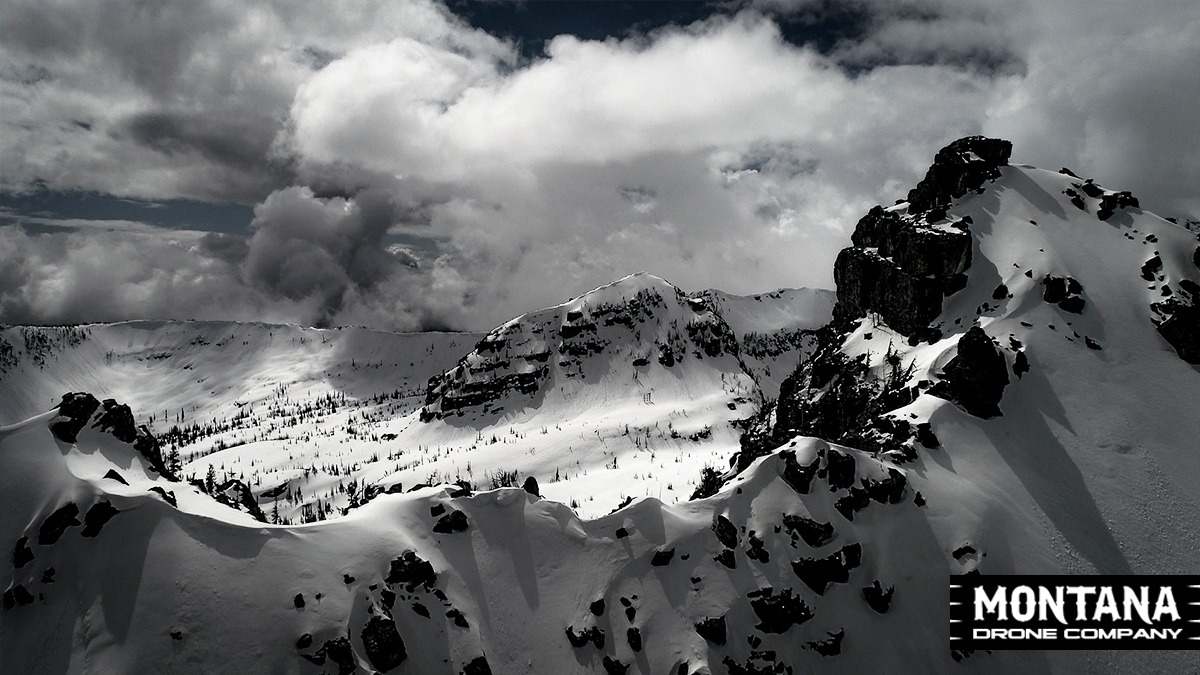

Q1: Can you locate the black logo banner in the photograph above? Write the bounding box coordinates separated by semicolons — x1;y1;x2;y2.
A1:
951;575;1200;650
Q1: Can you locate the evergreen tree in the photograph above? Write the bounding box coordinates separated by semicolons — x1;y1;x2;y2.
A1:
167;447;181;479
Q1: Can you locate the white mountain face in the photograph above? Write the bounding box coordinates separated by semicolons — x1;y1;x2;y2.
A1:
0;277;832;522
3;137;1199;674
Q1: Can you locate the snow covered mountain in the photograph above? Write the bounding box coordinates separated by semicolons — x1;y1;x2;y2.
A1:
0;280;833;522
3;137;1200;673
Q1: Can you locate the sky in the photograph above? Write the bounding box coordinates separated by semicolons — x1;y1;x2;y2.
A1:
1;0;1198;332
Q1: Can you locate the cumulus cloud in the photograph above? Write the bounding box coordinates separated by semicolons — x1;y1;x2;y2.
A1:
0;0;508;202
1;0;1197;332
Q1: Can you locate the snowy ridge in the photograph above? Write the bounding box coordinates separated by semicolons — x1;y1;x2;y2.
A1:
2;401;1015;674
748;153;1200;671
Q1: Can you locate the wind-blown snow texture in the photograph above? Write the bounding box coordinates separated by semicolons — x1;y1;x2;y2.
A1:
3;139;1199;673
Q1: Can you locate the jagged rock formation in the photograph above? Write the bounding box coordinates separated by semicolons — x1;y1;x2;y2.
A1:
420;275;747;421
81;501;119;537
47;393;178;480
740;333;922;468
50;393;100;444
38;503;80;545
930;327;1011;418
209;479;267;522
1042;276;1086;314
694;615;727;645
361;615;407;671
862;580;894;614
834;208;971;337
1153;301;1200;364
833;136;1011;337
906;136;1013;214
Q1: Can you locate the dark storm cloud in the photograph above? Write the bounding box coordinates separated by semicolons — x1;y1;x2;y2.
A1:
124;111;282;174
198;232;250;264
0;0;237;98
753;0;1025;76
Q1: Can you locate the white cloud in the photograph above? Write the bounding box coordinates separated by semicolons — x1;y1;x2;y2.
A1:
1;0;1197;331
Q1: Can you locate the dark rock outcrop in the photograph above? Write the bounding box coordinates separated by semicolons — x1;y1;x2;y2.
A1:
602;656;629;674
807;629;845;657
386;550;437;592
565;625;605;649
791;543;863;595
149;486;177;507
834;488;871;521
433;510;469;534
694;615;727;645
133;426;174;480
862;580;895;613
748;587;813;633
746;532;770;563
782;514;834;548
81;501;119;537
627;627;642;652
840;472;908;518
861;468;907;505
1096;190;1139;220
833;234;967;337
651;547;675;566
751;339;922;468
712;515;739;549
462;656;492;675
51;393;100;443
1154;301;1200;364
13;537;33;569
931;327;1010;418
825;449;856;490
915;422;939;448
102;469;129;485
522;476;540;497
93;399;137;442
832;137;1010;337
361;615;407;672
39;502;81;545
1012;350;1030;379
296;633;312;649
778;449;819;494
1142;255;1163;282
1042;276;1086;314
3;584;35;610
906;136;1013;214
302;637;355;674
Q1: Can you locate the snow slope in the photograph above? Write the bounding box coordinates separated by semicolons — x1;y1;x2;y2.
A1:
0;393;1047;675
0;281;832;521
